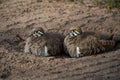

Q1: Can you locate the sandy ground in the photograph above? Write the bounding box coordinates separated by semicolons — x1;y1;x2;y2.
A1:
0;0;120;80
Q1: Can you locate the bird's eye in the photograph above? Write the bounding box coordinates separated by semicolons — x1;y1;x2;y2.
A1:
34;31;38;34
72;29;77;32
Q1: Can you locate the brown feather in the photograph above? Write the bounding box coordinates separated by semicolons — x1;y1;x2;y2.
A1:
24;27;62;56
64;26;119;58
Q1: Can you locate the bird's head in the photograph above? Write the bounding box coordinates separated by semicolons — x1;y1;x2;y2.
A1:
68;26;82;37
29;27;45;37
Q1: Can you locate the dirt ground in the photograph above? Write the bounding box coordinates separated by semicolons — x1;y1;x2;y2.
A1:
0;0;120;80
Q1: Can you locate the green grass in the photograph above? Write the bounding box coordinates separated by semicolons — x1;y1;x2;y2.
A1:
94;0;120;11
78;0;84;3
73;0;120;11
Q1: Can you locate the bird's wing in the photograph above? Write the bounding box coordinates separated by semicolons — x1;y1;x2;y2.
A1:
98;40;116;50
77;35;106;55
64;35;104;57
29;37;47;56
94;31;113;40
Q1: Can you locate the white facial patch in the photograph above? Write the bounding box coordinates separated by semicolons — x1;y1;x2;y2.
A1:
71;30;80;37
39;31;44;34
76;47;81;57
37;33;41;37
73;32;78;36
33;33;37;37
75;31;80;34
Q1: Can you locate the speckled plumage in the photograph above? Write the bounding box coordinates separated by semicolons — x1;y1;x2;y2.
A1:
24;27;62;56
64;26;120;58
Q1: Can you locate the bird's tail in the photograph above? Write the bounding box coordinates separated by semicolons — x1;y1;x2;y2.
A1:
112;33;120;42
99;40;116;47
